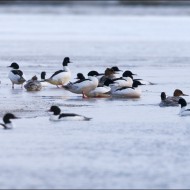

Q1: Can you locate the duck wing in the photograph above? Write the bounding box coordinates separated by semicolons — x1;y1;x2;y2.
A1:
50;70;66;78
12;70;24;77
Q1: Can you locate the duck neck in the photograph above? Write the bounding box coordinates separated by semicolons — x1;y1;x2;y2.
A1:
180;106;186;113
63;65;70;72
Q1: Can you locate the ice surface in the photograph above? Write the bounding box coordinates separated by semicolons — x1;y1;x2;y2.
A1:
0;7;190;189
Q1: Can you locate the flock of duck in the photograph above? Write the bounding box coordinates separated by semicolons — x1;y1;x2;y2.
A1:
0;57;190;129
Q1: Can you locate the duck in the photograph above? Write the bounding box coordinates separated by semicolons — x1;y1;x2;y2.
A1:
98;68;116;87
111;70;135;88
63;71;99;98
0;113;19;129
48;106;92;121
178;98;190;116
159;89;188;107
86;78;115;98
41;57;72;87
8;62;26;89
167;89;188;101
24;75;42;91
159;92;178;107
111;66;123;78
111;80;144;98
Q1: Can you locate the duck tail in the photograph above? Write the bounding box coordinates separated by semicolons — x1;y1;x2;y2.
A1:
84;117;92;121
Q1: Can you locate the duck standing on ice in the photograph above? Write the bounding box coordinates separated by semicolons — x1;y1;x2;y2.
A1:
8;62;26;89
41;57;72;88
64;71;99;98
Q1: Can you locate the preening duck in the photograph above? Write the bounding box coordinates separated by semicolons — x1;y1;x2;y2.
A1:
0;113;19;129
24;75;42;91
42;57;72;87
48;105;92;121
8;62;26;89
178;98;190;116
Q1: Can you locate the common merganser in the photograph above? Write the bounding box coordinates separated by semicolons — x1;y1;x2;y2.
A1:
42;57;72;87
86;78;115;98
178;98;190;116
111;66;123;78
159;89;188;107
64;71;99;98
112;70;135;88
48;106;92;121
8;62;26;89
0;113;19;129
167;89;188;101
24;75;42;91
98;68;116;87
159;92;178;107
111;80;144;98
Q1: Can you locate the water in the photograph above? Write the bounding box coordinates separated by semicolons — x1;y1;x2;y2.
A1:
0;6;190;189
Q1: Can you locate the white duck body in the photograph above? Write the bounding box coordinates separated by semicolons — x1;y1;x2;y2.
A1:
178;98;190;116
64;71;99;95
86;79;115;97
44;57;71;86
47;66;71;86
49;114;90;121
8;71;26;85
48;106;92;121
112;77;133;88
86;86;111;97
111;80;143;98
8;63;26;88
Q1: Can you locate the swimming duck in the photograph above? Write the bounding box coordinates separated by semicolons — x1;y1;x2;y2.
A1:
24;75;42;91
159;92;178;107
48;106;92;121
42;57;72;87
0;113;19;129
64;71;99;98
111;80;144;98
159;89;188;107
178;98;190;116
8;62;26;89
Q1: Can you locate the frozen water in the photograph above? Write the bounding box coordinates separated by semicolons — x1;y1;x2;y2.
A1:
0;6;190;189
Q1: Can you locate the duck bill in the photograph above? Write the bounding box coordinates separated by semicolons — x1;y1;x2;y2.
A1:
182;94;189;96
